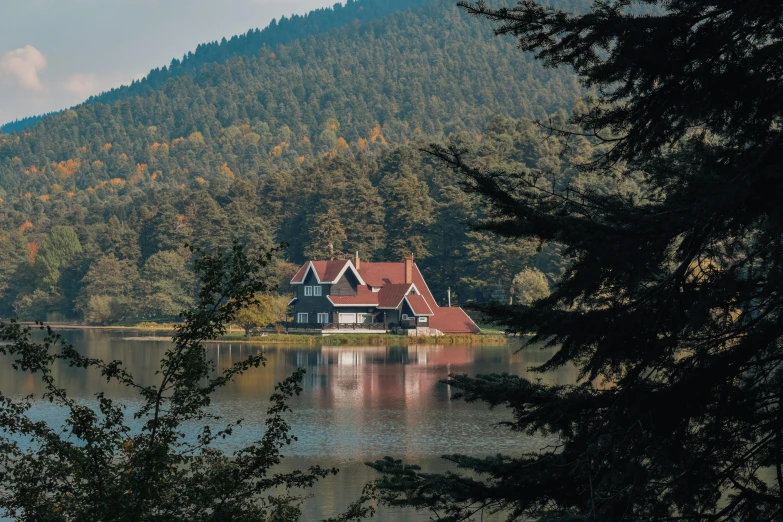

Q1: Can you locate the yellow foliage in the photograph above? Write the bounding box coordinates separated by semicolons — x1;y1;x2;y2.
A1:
188;132;205;145
136;163;148;173
103;143;112;152
77;146;88;154
177;215;185;222
476;135;482;142
270;142;290;156
110;178;126;187
150;142;161;152
118;153;128;161
195;177;207;185
92;160;105;168
220;163;235;178
336;137;349;150
20;221;34;233
357;138;368;149
324;150;337;159
50;184;63;192
66;192;75;198
298;156;306;164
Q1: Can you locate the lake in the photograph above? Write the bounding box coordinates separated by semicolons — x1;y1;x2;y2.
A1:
0;329;577;521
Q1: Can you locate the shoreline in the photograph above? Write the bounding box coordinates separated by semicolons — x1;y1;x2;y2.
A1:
19;323;509;346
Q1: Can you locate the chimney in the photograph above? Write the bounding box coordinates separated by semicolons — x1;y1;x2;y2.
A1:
355;251;361;270
404;255;413;285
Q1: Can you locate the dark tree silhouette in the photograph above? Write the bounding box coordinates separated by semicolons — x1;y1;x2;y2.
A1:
371;1;783;521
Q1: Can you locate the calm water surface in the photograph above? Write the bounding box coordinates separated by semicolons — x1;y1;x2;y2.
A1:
0;330;577;521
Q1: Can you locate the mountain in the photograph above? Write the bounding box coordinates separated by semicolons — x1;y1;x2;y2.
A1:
0;0;596;322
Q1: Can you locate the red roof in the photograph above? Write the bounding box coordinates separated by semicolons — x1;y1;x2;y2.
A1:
405;294;434;316
429;307;481;334
377;284;413;308
328;286;379;307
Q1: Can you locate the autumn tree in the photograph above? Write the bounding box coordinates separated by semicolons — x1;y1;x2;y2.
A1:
235;294;291;335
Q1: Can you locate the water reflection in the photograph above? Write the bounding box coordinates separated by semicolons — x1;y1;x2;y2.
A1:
0;330;578;521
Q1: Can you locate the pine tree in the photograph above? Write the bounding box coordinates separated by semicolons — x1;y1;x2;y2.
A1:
371;1;783;520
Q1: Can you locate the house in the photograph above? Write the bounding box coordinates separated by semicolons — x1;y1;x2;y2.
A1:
289;255;480;335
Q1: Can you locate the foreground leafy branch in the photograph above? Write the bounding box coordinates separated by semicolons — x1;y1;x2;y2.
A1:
0;242;374;522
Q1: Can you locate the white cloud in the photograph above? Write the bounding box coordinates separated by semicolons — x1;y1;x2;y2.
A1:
0;45;47;91
62;73;102;98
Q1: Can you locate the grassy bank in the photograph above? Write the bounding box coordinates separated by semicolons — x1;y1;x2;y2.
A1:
213;332;508;346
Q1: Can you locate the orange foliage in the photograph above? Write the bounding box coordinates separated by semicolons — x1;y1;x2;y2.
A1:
171;137;186;147
220;163;235;178
324;150;337;159
270;142;290;156
301;136;311;145
151;172;159;181
297;156;306;164
77;146;88;154
23;192;32;199
66;191;75;198
195;177;207;185
150;142;161;152
54;158;81;179
357;138;368;149
92;160;105;168
39;194;50;202
20;221;33;233
27;242;39;264
336;137;349;150
136;163;148;172
110;178;126;187
103;143;112;152
118;153;128;161
269;52;277;60
369;124;386;144
29;165;39;174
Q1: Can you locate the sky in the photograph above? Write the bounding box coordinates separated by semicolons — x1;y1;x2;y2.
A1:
0;0;337;125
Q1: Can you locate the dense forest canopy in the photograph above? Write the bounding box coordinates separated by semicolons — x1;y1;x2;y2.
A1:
0;0;596;322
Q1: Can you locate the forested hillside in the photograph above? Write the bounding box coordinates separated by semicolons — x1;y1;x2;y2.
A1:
0;0;597;323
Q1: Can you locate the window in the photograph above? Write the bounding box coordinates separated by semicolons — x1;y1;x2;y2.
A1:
401;314;409;320
317;313;329;324
357;313;368;324
304;286;313;296
297;313;309;324
313;286;322;296
418;316;428;324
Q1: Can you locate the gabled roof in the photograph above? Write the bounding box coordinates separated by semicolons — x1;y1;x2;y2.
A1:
405;294;434;316
291;260;365;286
377;284;414;309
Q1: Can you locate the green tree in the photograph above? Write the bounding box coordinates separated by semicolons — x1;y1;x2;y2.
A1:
510;267;549;306
37;226;83;291
372;1;783;520
0;244;374;521
304;209;348;260
76;255;140;324
380;171;434;261
139;250;195;320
